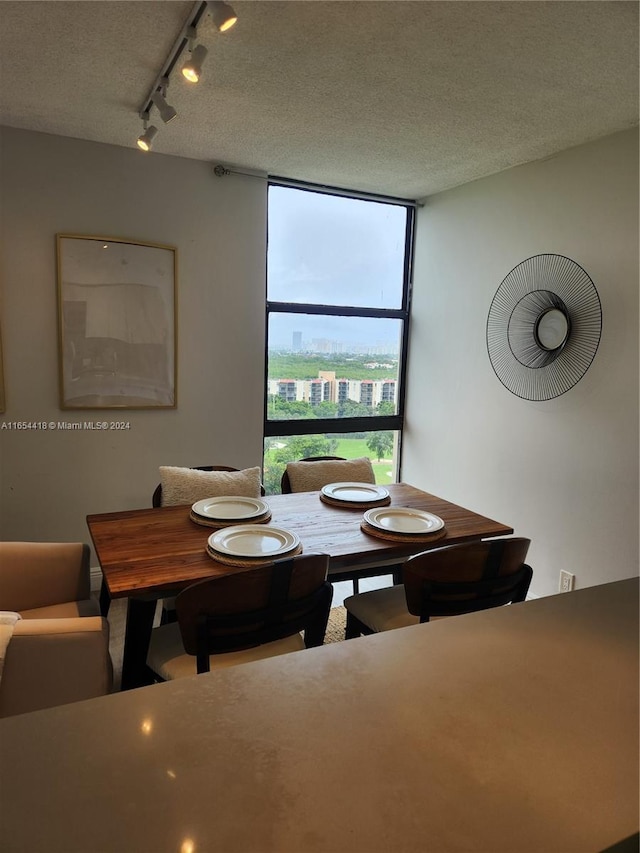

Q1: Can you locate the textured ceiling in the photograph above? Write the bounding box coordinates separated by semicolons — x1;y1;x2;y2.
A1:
0;1;638;199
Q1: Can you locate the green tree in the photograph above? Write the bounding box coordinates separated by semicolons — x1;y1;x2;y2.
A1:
268;397;317;420
268;353;398;381
376;401;395;416
314;401;339;419
263;434;339;496
337;400;374;418
325;435;339;455
262;461;286;496
273;435;334;466
366;431;394;461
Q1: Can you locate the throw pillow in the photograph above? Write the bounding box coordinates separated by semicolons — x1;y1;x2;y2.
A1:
159;466;262;506
286;457;375;493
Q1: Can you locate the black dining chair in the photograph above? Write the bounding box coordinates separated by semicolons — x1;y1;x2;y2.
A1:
280;455;381;594
344;537;532;638
146;553;333;680
153;465;265;624
280;456;350;494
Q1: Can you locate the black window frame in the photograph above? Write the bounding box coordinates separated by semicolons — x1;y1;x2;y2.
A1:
264;178;416;475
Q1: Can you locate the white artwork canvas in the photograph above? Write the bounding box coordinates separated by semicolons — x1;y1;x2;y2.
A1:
57;235;177;409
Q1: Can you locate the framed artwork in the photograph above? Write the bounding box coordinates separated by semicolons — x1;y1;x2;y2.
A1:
56;235;177;409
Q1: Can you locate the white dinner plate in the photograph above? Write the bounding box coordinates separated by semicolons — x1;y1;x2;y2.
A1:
192;496;269;521
321;482;390;503
208;525;300;558
363;507;445;535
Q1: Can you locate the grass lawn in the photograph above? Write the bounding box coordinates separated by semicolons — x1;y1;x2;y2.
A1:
264;437;393;486
333;438;370;458
334;438;392;483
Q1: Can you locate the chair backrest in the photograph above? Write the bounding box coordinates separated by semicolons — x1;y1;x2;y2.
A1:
281;456;376;493
402;538;532;622
153;465;264;507
175;553;333;673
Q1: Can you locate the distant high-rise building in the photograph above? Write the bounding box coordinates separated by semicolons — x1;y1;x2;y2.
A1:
292;331;302;352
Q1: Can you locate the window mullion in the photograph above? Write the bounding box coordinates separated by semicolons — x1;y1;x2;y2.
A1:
267;302;407;321
265;415;403;438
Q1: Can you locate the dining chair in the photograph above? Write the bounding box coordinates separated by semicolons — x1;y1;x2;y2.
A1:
280;456;351;494
146;553;333;680
281;455;378;594
344;537;532;638
152;464;265;623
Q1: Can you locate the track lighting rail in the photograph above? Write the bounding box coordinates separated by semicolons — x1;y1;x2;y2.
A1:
135;1;237;150
137;1;208;120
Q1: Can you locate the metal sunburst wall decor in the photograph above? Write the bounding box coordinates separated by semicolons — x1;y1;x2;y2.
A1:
486;254;602;401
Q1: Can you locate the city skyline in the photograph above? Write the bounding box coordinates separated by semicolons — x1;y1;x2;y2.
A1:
268;313;402;353
269;332;400;356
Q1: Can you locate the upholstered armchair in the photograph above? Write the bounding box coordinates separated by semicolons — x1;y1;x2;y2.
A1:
0;542;113;717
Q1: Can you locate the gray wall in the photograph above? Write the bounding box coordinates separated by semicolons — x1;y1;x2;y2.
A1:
404;129;639;597
0;127;267;546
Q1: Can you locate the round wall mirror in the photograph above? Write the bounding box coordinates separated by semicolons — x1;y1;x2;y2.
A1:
534;307;570;351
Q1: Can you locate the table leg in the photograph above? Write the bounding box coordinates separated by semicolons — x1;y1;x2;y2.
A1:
329;563;403;586
120;598;158;691
99;577;111;617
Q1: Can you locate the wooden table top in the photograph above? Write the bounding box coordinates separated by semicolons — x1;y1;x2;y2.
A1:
87;483;513;599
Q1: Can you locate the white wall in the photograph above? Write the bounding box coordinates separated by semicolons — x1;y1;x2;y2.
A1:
404;129;639;596
0;127;267;547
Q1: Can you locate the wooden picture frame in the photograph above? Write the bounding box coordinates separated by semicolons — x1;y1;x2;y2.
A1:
56;235;177;409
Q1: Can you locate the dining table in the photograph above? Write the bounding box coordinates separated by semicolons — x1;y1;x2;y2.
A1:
87;482;513;690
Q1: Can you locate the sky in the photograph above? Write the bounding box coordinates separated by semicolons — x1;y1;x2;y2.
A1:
266;186;408;350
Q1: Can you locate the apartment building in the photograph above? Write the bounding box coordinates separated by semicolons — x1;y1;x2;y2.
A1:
269;373;397;408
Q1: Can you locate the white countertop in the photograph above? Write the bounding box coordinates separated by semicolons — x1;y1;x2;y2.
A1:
1;578;638;853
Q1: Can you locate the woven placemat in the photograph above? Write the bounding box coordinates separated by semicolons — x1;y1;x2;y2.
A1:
320;493;391;510
190;510;272;529
360;521;448;544
205;543;303;567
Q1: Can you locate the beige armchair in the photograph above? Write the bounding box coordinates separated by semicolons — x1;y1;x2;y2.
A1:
0;542;113;717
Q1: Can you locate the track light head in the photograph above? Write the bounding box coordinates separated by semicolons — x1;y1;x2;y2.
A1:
137;115;158;152
135;2;239;150
208;1;237;32
151;91;177;124
182;43;208;83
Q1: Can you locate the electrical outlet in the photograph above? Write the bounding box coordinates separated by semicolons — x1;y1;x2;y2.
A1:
559;570;575;593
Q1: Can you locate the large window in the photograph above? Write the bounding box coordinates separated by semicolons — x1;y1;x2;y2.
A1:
264;182;414;495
